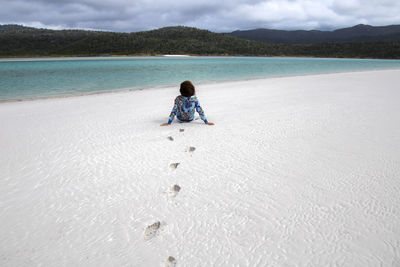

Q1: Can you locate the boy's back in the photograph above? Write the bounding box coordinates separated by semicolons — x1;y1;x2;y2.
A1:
161;80;214;126
169;95;207;124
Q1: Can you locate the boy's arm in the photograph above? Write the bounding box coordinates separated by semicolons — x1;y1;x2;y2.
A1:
167;98;178;124
195;99;208;124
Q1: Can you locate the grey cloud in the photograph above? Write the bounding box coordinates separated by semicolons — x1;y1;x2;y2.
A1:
1;0;399;32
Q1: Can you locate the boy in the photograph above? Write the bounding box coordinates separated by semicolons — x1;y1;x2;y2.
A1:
161;81;214;126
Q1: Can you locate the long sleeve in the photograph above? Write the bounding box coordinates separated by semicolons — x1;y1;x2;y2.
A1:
167;98;178;124
195;99;208;123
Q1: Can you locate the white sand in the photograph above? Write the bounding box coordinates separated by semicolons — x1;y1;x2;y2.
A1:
1;70;400;266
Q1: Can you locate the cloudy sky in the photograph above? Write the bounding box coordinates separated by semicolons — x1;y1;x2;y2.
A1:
1;0;400;32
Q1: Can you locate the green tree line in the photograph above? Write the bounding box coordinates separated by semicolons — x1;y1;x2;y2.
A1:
1;25;399;59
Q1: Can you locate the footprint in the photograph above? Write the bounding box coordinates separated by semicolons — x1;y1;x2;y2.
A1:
168;184;181;198
165;256;177;267
143;221;161;241
188;146;196;152
179;128;184;132
167;136;174;141
169;163;180;169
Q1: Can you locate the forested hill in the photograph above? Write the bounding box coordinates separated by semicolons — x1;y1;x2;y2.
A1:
1;24;400;59
0;25;279;56
227;24;400;44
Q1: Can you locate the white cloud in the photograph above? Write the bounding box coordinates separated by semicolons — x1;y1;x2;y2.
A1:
0;0;399;32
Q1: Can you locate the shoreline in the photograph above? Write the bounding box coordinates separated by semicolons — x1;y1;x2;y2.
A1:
3;54;400;62
1;68;400;104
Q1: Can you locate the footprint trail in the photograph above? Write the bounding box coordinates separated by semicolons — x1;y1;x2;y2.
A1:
168;184;181;198
143;221;161;241
169;163;180;169
165;256;177;267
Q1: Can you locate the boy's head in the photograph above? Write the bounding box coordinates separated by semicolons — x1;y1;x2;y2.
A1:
180;80;195;97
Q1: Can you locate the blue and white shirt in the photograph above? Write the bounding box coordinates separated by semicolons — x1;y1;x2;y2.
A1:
168;95;208;124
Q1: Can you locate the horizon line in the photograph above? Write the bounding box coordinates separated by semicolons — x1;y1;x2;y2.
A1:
2;23;400;34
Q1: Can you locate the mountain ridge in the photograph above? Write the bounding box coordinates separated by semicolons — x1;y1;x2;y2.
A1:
227;24;400;44
1;24;400;58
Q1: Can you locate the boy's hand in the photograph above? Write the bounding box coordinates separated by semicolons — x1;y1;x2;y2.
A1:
160;123;169;126
206;122;215;125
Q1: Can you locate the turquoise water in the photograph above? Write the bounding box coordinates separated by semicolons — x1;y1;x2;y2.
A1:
1;56;400;101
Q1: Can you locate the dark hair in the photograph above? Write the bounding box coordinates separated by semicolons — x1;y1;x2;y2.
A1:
180;80;195;97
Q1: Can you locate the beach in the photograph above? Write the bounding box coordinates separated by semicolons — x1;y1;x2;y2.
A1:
1;69;400;266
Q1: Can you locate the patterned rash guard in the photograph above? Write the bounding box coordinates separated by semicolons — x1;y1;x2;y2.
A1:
168;95;208;124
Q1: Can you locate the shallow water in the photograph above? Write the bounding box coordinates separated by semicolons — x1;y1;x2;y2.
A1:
1;56;400;101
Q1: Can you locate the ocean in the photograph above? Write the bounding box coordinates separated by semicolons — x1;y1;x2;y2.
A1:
1;56;400;102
